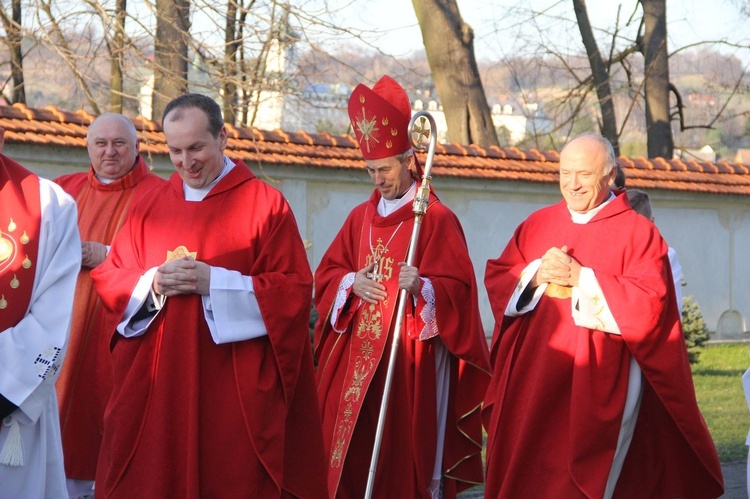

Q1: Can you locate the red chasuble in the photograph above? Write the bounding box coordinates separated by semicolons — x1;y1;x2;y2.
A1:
55;157;164;480
0;155;41;331
314;189;490;498
90;161;327;499
482;192;723;498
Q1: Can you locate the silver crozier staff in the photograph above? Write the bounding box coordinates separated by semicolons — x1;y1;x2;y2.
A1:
364;110;438;499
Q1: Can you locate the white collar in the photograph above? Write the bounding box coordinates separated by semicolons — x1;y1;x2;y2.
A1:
568;191;615;224
95;175;117;185
378;181;417;217
183;156;235;202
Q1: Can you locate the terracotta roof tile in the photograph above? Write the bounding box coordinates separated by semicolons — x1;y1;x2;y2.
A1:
1;104;749;196
504;147;526;160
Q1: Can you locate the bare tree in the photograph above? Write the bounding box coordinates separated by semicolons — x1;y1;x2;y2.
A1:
223;0;240;124
153;0;190;120
0;0;25;103
572;0;619;155
110;0;127;112
35;0;102;114
638;0;673;158
412;0;498;147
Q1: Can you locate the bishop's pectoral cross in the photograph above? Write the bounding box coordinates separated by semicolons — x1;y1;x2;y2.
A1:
366;259;385;282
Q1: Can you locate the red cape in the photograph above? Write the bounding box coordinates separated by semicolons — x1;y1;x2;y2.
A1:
91;161;327;498
314;189;490;498
483;192;723;498
55;157;164;479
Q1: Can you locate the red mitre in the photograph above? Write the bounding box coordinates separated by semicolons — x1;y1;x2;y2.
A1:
348;75;412;160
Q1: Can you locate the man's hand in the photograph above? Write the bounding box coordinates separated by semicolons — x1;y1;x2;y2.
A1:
81;241;107;268
354;262;387;304
531;245;582;288
398;262;421;296
153;257;211;296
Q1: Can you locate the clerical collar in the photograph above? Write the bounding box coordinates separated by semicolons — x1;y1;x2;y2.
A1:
94;157;138;184
183;156;235;202
568;191;615;224
95;175;117;185
378;181;417;217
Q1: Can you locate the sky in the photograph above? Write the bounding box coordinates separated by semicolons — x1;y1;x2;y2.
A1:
316;0;750;65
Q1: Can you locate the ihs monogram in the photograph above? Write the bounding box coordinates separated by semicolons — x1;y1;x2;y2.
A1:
366;220;404;284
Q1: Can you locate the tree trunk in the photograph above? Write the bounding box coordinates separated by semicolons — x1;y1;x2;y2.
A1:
153;0;190;120
639;0;673;158
223;0;239;125
0;0;26;103
572;0;619;155
412;0;498;147
110;0;127;113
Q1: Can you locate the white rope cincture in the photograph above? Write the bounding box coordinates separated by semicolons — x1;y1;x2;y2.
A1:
0;416;24;467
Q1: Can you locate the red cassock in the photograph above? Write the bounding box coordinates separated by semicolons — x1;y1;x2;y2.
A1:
55;157;164;480
90;161;327;498
314;189;490;498
482;193;724;498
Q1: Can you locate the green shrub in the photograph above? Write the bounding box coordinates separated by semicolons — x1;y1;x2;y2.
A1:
682;295;711;364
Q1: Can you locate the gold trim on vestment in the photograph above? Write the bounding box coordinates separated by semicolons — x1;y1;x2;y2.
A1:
443;400;484;478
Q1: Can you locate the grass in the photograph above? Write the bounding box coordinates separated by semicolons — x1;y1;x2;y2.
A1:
692;342;750;462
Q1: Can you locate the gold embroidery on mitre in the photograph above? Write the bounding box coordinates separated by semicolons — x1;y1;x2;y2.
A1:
0;237;12;262
386;140;393;149
0;295;6;309
165;245;197;263
382;116;389;126
355;107;380;153
20;231;29;244
7;219;16;232
359;94;365;104
10;275;19;289
544;283;572;299
391;127;398;136
22;255;31;269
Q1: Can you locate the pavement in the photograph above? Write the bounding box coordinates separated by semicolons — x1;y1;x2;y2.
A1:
457;462;747;498
722;461;747;499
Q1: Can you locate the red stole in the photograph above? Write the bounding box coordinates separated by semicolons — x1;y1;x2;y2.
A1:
55;157;164;479
328;202;413;493
0;155;41;331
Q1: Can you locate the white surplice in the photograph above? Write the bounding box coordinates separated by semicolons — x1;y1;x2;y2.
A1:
0;177;81;498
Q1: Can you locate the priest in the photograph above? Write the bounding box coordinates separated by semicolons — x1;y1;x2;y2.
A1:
0;127;81;497
483;133;724;498
55;113;165;498
90;94;326;498
313;75;490;498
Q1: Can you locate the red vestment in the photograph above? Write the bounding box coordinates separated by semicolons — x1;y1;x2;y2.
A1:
314;189;490;498
0;155;40;328
55;157;164;480
90;161;327;498
483;193;723;498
